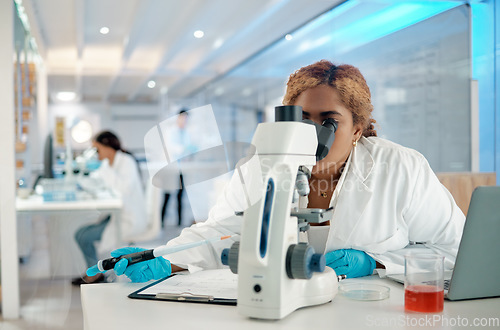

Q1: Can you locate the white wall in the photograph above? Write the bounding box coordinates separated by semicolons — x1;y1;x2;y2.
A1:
47;101;259;156
48;102;162;154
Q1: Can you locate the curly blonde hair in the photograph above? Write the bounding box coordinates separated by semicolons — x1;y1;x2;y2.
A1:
283;60;377;137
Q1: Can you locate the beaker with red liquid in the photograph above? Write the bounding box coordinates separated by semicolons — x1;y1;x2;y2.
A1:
404;254;444;313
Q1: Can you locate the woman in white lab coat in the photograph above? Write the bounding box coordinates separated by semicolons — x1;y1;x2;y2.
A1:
93;60;465;282
73;131;147;285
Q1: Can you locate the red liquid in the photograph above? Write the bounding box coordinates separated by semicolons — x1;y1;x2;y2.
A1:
405;285;444;313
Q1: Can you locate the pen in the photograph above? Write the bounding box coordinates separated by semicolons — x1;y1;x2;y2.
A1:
156;292;214;302
96;235;235;272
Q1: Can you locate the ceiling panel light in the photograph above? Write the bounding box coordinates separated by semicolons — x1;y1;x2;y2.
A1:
100;27;110;35
194;30;204;38
147;80;156;88
213;38;224;49
56;91;77;102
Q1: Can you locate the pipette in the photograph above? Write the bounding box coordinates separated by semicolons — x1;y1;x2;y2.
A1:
95;235;235;272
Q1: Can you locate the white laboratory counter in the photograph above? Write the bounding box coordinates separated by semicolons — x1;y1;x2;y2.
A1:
16;194;123;212
16;193;123;277
81;275;500;330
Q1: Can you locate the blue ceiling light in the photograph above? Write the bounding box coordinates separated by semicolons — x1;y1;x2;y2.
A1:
335;2;460;51
199;0;465;98
259;0;462;67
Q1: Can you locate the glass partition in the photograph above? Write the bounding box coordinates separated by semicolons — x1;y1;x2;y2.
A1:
191;1;470;172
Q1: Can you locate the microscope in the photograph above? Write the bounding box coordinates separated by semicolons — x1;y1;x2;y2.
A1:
222;105;339;320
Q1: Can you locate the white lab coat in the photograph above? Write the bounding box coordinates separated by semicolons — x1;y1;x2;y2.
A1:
165;137;465;276
93;151;147;254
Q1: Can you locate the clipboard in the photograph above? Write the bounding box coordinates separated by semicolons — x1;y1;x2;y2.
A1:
128;270;237;306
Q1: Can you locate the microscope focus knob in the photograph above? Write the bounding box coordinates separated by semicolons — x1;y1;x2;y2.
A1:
286;243;326;279
221;242;240;274
309;253;326;273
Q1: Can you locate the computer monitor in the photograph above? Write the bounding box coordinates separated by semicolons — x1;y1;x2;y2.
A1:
43;133;54;178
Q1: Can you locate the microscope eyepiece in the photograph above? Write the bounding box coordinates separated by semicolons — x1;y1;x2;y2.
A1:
275;105;337;161
302;118;337;161
322;118;338;132
275;105;303;122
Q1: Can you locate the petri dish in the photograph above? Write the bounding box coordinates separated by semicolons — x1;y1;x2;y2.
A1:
339;283;390;301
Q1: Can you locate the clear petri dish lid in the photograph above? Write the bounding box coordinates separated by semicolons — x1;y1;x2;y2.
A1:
339;283;390;301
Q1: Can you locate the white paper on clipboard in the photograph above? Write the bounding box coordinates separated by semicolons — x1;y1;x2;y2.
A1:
141;269;238;300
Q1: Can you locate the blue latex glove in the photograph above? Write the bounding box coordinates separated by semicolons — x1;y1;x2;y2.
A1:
86;264;104;277
325;249;376;279
86;247;172;283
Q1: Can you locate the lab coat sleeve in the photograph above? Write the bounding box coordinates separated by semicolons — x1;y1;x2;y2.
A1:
91;157;126;195
162;151;267;272
163;169;251;273
373;156;465;276
91;153;145;240
103;154;139;199
91;158;112;183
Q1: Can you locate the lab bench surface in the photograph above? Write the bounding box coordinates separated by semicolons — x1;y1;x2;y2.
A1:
81;275;500;330
16;194;123;211
16;195;123;277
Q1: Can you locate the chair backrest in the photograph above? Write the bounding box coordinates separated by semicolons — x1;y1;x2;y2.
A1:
436;172;496;215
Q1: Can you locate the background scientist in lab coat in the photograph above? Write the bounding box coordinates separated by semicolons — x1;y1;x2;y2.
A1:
89;60;465;282
160;109;198;227
73;130;147;285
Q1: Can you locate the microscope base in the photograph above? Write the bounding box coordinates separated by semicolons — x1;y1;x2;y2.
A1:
238;268;338;320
